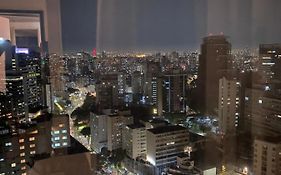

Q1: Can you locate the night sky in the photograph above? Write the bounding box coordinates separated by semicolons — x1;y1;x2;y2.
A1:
61;0;281;53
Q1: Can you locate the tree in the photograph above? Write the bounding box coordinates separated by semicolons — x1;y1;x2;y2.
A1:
80;126;91;137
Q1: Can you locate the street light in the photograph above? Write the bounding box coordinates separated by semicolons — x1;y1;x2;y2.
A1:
242;167;248;175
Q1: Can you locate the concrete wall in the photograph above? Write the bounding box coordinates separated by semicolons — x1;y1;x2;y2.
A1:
0;0;62;54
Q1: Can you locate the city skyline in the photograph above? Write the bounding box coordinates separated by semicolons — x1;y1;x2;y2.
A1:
1;1;281;175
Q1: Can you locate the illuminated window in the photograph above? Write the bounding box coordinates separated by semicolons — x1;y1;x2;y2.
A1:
30;151;36;155
59;124;64;128
20;159;26;163
30;130;38;134
20;153;25;157
21;166;26;170
63;142;68;146
29;137;35;141
62;136;67;140
11;163;16;167
62;130;67;133
20;146;25;150
30;144;35;148
19;139;24;143
21;173;27;175
5;142;12;147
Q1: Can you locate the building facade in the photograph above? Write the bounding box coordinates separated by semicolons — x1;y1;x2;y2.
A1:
218;76;241;134
122;123;146;159
253;137;281;175
198;35;231;114
146;125;189;173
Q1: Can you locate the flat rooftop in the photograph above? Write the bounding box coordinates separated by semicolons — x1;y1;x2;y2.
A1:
148;125;187;134
127;123;145;129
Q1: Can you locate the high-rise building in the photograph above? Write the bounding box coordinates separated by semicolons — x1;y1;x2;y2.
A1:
131;71;144;103
90;113;108;153
143;62;161;105
0;114;52;175
0;93;13;121
198;35;231;114
0;41;45;119
253;136;281;175
49;54;65;97
122;123;146;160
163;72;187;113
259;44;281;83
146;125;189;173
244;84;281;137
5;46;44;119
218;76;241;134
96;74;120;109
107;113;133;151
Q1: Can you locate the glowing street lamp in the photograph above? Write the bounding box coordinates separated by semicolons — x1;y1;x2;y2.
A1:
242;167;248;174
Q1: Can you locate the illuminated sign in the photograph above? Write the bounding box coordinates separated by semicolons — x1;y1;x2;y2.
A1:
15;48;29;54
92;48;97;57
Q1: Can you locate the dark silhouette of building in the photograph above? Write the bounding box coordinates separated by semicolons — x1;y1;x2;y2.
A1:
197;35;231;115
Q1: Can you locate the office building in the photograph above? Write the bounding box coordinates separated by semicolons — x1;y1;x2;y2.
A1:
122;123;146;159
163;72;187;113
198;35;231;114
146;125;189;173
90;113;108;153
218;76;241;134
4;46;44;119
253;136;281;175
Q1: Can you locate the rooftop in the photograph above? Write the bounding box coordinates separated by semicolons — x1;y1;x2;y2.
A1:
127;123;145;129
255;135;281;144
148;125;187;134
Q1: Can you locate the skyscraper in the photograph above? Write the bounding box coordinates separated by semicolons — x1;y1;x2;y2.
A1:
218;76;241;134
198;35;231;115
163;72;187;113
